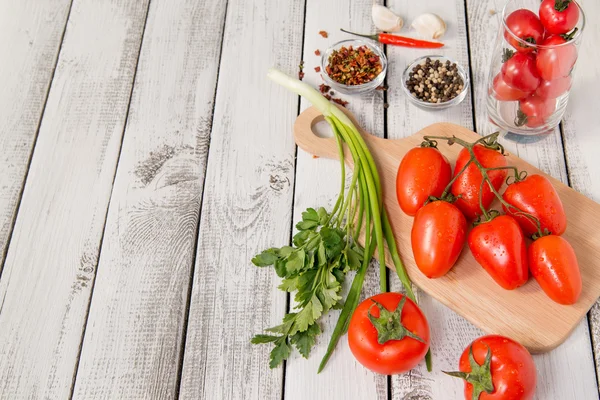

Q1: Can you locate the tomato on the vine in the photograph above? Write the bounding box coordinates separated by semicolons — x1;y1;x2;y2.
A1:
504;9;545;52
536;35;577;80
539;0;579;35
446;335;537;400
411;200;467;278
501;52;541;92
468;215;529;290
396;146;452;216
348;292;430;375
451;145;507;220
502;174;567;237
535;76;571;99
491;73;530;101
516;95;556;128
529;235;581;305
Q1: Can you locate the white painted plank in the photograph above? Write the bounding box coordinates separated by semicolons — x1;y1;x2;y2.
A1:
560;0;600;387
283;1;387;399
0;1;149;398
177;0;306;399
383;1;478;398
0;0;71;269
466;1;598;399
72;1;226;398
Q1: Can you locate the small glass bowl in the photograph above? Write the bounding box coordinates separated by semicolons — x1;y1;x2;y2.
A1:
401;55;470;110
320;39;387;95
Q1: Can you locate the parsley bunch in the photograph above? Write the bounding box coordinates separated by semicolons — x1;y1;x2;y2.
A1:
252;69;425;372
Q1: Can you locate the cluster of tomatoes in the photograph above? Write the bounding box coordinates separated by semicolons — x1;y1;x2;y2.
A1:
396;137;582;305
492;0;580;128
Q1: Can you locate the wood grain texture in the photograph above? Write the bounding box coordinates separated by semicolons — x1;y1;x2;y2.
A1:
559;0;600;389
0;0;149;397
71;1;227;398
466;0;598;398
283;1;387;398
177;0;305;399
0;0;71;272
384;1;478;398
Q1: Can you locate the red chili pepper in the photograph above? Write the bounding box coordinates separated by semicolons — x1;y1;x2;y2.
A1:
340;29;444;48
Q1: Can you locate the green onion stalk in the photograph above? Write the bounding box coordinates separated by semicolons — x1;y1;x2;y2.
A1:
267;68;429;372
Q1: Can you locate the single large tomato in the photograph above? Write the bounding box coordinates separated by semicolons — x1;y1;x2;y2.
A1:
396;146;452;216
446;335;537;400
535;76;571;99
451;145;508;220
491;73;530;101
516;95;556;128
411;200;467;278
502;174;567;237
504;9;545;52
468;215;529;290
348;292;430;375
536;35;577;80
529;235;581;304
539;0;579;35
501;52;541;92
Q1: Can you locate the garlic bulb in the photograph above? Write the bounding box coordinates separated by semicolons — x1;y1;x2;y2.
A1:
411;13;447;40
372;4;403;32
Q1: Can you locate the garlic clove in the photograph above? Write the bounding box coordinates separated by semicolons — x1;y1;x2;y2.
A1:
411;13;447;40
372;4;404;32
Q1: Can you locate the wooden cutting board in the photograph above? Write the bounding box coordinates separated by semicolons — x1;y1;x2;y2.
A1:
294;106;600;353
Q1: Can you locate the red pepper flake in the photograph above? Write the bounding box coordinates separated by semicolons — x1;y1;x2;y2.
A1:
314;66;321;72
332;98;349;107
325;45;382;86
319;84;331;94
312;155;320;159
324;94;332;101
315;49;321;56
298;61;305;80
376;85;387;91
319;30;328;38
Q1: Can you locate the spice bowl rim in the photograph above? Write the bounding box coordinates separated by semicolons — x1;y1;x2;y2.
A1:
401;55;470;111
320;39;387;95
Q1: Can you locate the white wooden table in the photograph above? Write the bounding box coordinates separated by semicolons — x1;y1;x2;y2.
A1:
1;0;599;398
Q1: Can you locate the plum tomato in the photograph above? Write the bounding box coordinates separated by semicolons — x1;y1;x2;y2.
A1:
411;200;467;278
491;73;530;101
502;174;567;237
535;76;571;99
348;292;430;375
468;215;529;290
451;145;507;220
536;35;577;81
396;146;452;216
516;95;556;128
446;335;537;400
539;0;579;35
529;235;581;305
504;9;545;52
501;52;540;92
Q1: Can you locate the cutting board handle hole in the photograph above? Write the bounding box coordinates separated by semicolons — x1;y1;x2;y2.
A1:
312;116;334;139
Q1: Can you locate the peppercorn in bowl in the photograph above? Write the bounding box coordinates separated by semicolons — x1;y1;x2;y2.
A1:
321;39;387;95
402;55;469;110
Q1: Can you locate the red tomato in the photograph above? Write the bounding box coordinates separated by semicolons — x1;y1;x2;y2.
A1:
529;235;581;304
535;76;571;99
448;335;536;400
502;174;567;237
396;146;452;216
491;73;530;101
539;0;579;34
501;52;540;92
468;215;529;290
451;146;507;220
348;292;430;375
411;201;467;278
504;9;545;52
517;95;556;128
536;35;577;80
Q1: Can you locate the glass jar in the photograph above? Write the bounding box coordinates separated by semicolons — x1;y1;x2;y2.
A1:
486;0;585;137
